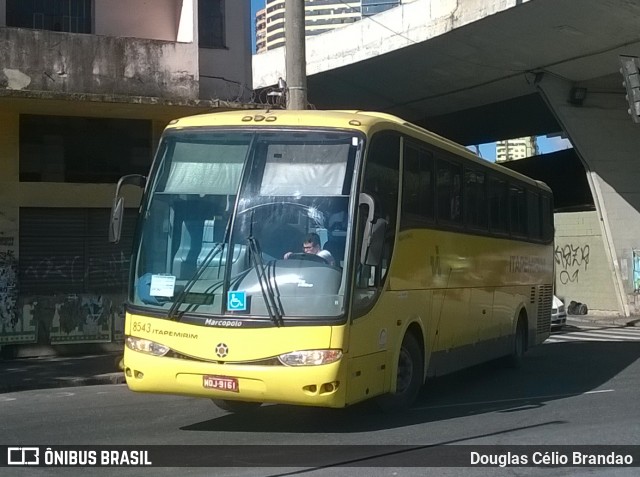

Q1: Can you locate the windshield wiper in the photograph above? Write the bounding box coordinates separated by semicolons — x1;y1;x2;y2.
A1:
247;235;284;327
167;242;225;320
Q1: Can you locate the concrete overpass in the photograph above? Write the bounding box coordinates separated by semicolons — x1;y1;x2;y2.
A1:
253;0;640;317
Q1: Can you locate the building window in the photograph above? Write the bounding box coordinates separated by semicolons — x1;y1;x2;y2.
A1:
19;115;152;184
199;0;226;49
6;0;92;33
361;0;400;17
19;208;137;294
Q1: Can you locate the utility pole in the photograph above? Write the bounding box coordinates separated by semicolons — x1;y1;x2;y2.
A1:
285;0;307;109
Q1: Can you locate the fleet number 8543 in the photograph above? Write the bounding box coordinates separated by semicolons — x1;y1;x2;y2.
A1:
132;321;152;333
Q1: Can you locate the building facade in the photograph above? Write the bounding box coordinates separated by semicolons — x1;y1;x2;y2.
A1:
257;0;401;53
256;7;267;54
0;0;252;349
495;136;539;162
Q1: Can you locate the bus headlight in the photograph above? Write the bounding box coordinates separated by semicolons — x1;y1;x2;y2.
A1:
278;349;342;366
126;336;170;357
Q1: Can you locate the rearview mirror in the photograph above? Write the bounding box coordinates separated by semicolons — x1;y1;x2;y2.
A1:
109;174;146;243
109;196;125;244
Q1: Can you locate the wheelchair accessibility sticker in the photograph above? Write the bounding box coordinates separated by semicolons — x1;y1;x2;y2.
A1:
227;291;247;311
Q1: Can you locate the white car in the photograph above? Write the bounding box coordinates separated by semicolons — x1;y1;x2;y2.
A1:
551;295;567;327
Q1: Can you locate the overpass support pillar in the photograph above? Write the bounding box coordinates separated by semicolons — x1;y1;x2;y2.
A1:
537;74;640;317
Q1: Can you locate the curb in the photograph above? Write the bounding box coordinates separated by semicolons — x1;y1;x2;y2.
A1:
567;315;640;327
71;372;127;387
0;372;126;394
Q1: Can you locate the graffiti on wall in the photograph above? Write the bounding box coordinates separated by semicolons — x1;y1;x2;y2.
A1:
555;243;590;285
22;251;131;288
0;243;127;345
24;293;125;344
0;247;27;342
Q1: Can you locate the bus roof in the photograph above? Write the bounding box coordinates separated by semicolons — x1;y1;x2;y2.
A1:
166;109;551;193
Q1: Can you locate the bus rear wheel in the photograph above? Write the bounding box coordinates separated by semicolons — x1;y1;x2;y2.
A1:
212;399;262;413
506;315;527;368
376;332;423;413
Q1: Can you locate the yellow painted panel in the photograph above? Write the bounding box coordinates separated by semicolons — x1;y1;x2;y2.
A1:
126;312;335;361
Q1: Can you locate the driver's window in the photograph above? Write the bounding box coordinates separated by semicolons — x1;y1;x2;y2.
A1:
353;132;400;316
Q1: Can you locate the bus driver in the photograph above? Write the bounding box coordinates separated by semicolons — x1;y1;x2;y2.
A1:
284;233;335;266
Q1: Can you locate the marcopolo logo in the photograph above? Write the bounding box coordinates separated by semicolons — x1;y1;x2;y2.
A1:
8;447;40;465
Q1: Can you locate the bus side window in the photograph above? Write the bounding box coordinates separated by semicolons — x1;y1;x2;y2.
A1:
464;169;487;231
527;190;541;240
509;184;527;237
401;143;434;227
541;194;554;242
489;177;509;234
436;159;463;225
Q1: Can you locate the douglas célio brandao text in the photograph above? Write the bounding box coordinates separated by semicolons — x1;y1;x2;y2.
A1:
470;451;634;467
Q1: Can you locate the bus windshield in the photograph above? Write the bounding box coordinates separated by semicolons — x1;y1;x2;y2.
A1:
132;129;361;322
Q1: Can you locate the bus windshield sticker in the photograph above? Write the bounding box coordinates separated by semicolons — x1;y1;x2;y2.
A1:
149;275;176;297
227;291;247;312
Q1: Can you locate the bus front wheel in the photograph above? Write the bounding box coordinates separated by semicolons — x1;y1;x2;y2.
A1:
376;332;423;413
212;399;262;413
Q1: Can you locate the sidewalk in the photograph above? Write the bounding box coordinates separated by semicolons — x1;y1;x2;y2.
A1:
0;350;125;394
566;312;640;328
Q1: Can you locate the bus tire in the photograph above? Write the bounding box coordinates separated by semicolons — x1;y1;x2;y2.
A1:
376;332;423;413
212;399;262;413
506;315;527;368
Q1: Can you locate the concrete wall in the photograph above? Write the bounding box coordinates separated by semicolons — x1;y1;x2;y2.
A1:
0;27;198;99
538;74;640;316
554;211;619;314
0;0;253;103
199;0;253;101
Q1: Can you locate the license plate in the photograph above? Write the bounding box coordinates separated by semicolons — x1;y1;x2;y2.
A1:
203;375;239;393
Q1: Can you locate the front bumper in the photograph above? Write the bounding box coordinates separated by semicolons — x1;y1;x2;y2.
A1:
123;347;348;408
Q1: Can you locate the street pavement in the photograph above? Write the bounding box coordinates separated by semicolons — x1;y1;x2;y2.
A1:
0;350;125;393
0;314;638;394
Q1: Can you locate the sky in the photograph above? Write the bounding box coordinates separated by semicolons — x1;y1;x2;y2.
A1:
252;0;264;16
252;0;264;15
251;0;263;52
248;1;572;160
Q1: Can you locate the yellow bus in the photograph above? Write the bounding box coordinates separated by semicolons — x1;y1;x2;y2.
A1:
110;109;554;412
